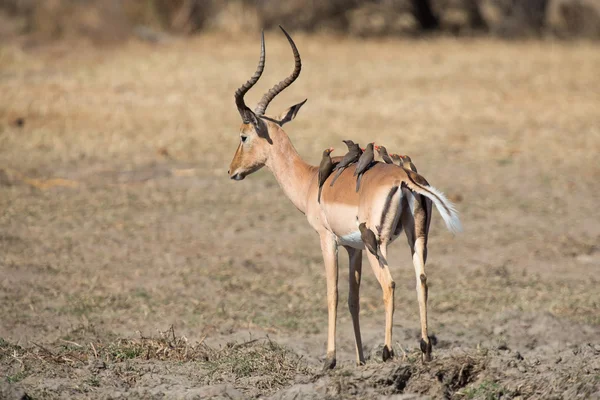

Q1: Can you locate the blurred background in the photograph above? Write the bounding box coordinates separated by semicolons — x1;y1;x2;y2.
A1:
1;0;600;43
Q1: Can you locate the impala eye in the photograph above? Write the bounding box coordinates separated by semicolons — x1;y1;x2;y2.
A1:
241;135;248;143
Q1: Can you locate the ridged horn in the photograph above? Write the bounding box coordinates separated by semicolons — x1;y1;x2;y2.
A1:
254;26;301;116
234;31;265;123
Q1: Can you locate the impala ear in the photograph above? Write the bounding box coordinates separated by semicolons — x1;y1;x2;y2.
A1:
274;99;307;126
253;117;272;144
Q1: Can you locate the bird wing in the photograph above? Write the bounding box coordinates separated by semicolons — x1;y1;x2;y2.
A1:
354;152;373;176
320;160;334;185
335;150;359;169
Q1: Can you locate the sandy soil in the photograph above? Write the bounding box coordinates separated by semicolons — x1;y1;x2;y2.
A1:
1;33;599;399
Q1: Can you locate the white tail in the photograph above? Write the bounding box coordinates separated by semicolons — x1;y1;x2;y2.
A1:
402;179;463;234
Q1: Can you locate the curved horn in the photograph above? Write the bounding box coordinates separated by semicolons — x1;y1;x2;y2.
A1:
254;26;301;116
235;31;265;123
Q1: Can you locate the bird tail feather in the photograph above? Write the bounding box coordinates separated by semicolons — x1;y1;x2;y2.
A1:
329;167;344;187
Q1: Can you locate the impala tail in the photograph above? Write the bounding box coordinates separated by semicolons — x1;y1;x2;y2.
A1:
399;173;462;234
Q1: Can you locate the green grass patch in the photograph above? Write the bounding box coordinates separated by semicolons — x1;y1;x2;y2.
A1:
6;370;28;383
459;380;508;400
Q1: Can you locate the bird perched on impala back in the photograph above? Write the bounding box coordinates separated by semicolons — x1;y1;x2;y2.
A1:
354;142;375;192
317;147;335;203
329;140;362;187
375;145;393;164
358;221;379;260
399;155;418;173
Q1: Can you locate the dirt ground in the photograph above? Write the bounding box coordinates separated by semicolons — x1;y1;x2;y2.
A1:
1;33;599;399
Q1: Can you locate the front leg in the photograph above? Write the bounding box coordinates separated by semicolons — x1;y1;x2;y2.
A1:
320;232;339;370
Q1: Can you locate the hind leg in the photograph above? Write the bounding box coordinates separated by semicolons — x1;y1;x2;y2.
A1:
365;242;395;361
412;235;431;362
403;194;434;362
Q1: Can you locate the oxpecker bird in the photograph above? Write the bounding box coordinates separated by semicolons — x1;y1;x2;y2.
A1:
358;221;379;260
317;147;335;203
354;142;375;192
399;155;418;173
375;145;394;164
329;140;362;187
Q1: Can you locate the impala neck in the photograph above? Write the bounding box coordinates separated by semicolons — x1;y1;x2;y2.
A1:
265;128;316;215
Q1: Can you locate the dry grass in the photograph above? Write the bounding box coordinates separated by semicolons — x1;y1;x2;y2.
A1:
0;326;311;396
2;331;597;398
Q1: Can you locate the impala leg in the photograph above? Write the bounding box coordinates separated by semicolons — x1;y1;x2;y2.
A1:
405;195;433;362
365;243;395;361
320;232;339;370
412;235;432;362
345;246;365;366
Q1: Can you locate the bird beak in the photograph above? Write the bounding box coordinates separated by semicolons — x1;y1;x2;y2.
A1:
329;147;334;153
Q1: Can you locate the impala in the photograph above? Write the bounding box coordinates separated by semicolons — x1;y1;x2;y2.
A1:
228;27;462;368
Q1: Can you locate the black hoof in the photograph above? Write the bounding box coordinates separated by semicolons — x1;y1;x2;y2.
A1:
382;345;394;362
420;337;433;362
323;356;336;371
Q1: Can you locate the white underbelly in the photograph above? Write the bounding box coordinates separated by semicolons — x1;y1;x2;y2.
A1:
336;229;403;249
337;230;365;249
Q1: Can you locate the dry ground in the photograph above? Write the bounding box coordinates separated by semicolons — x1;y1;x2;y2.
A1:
1;33;599;399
